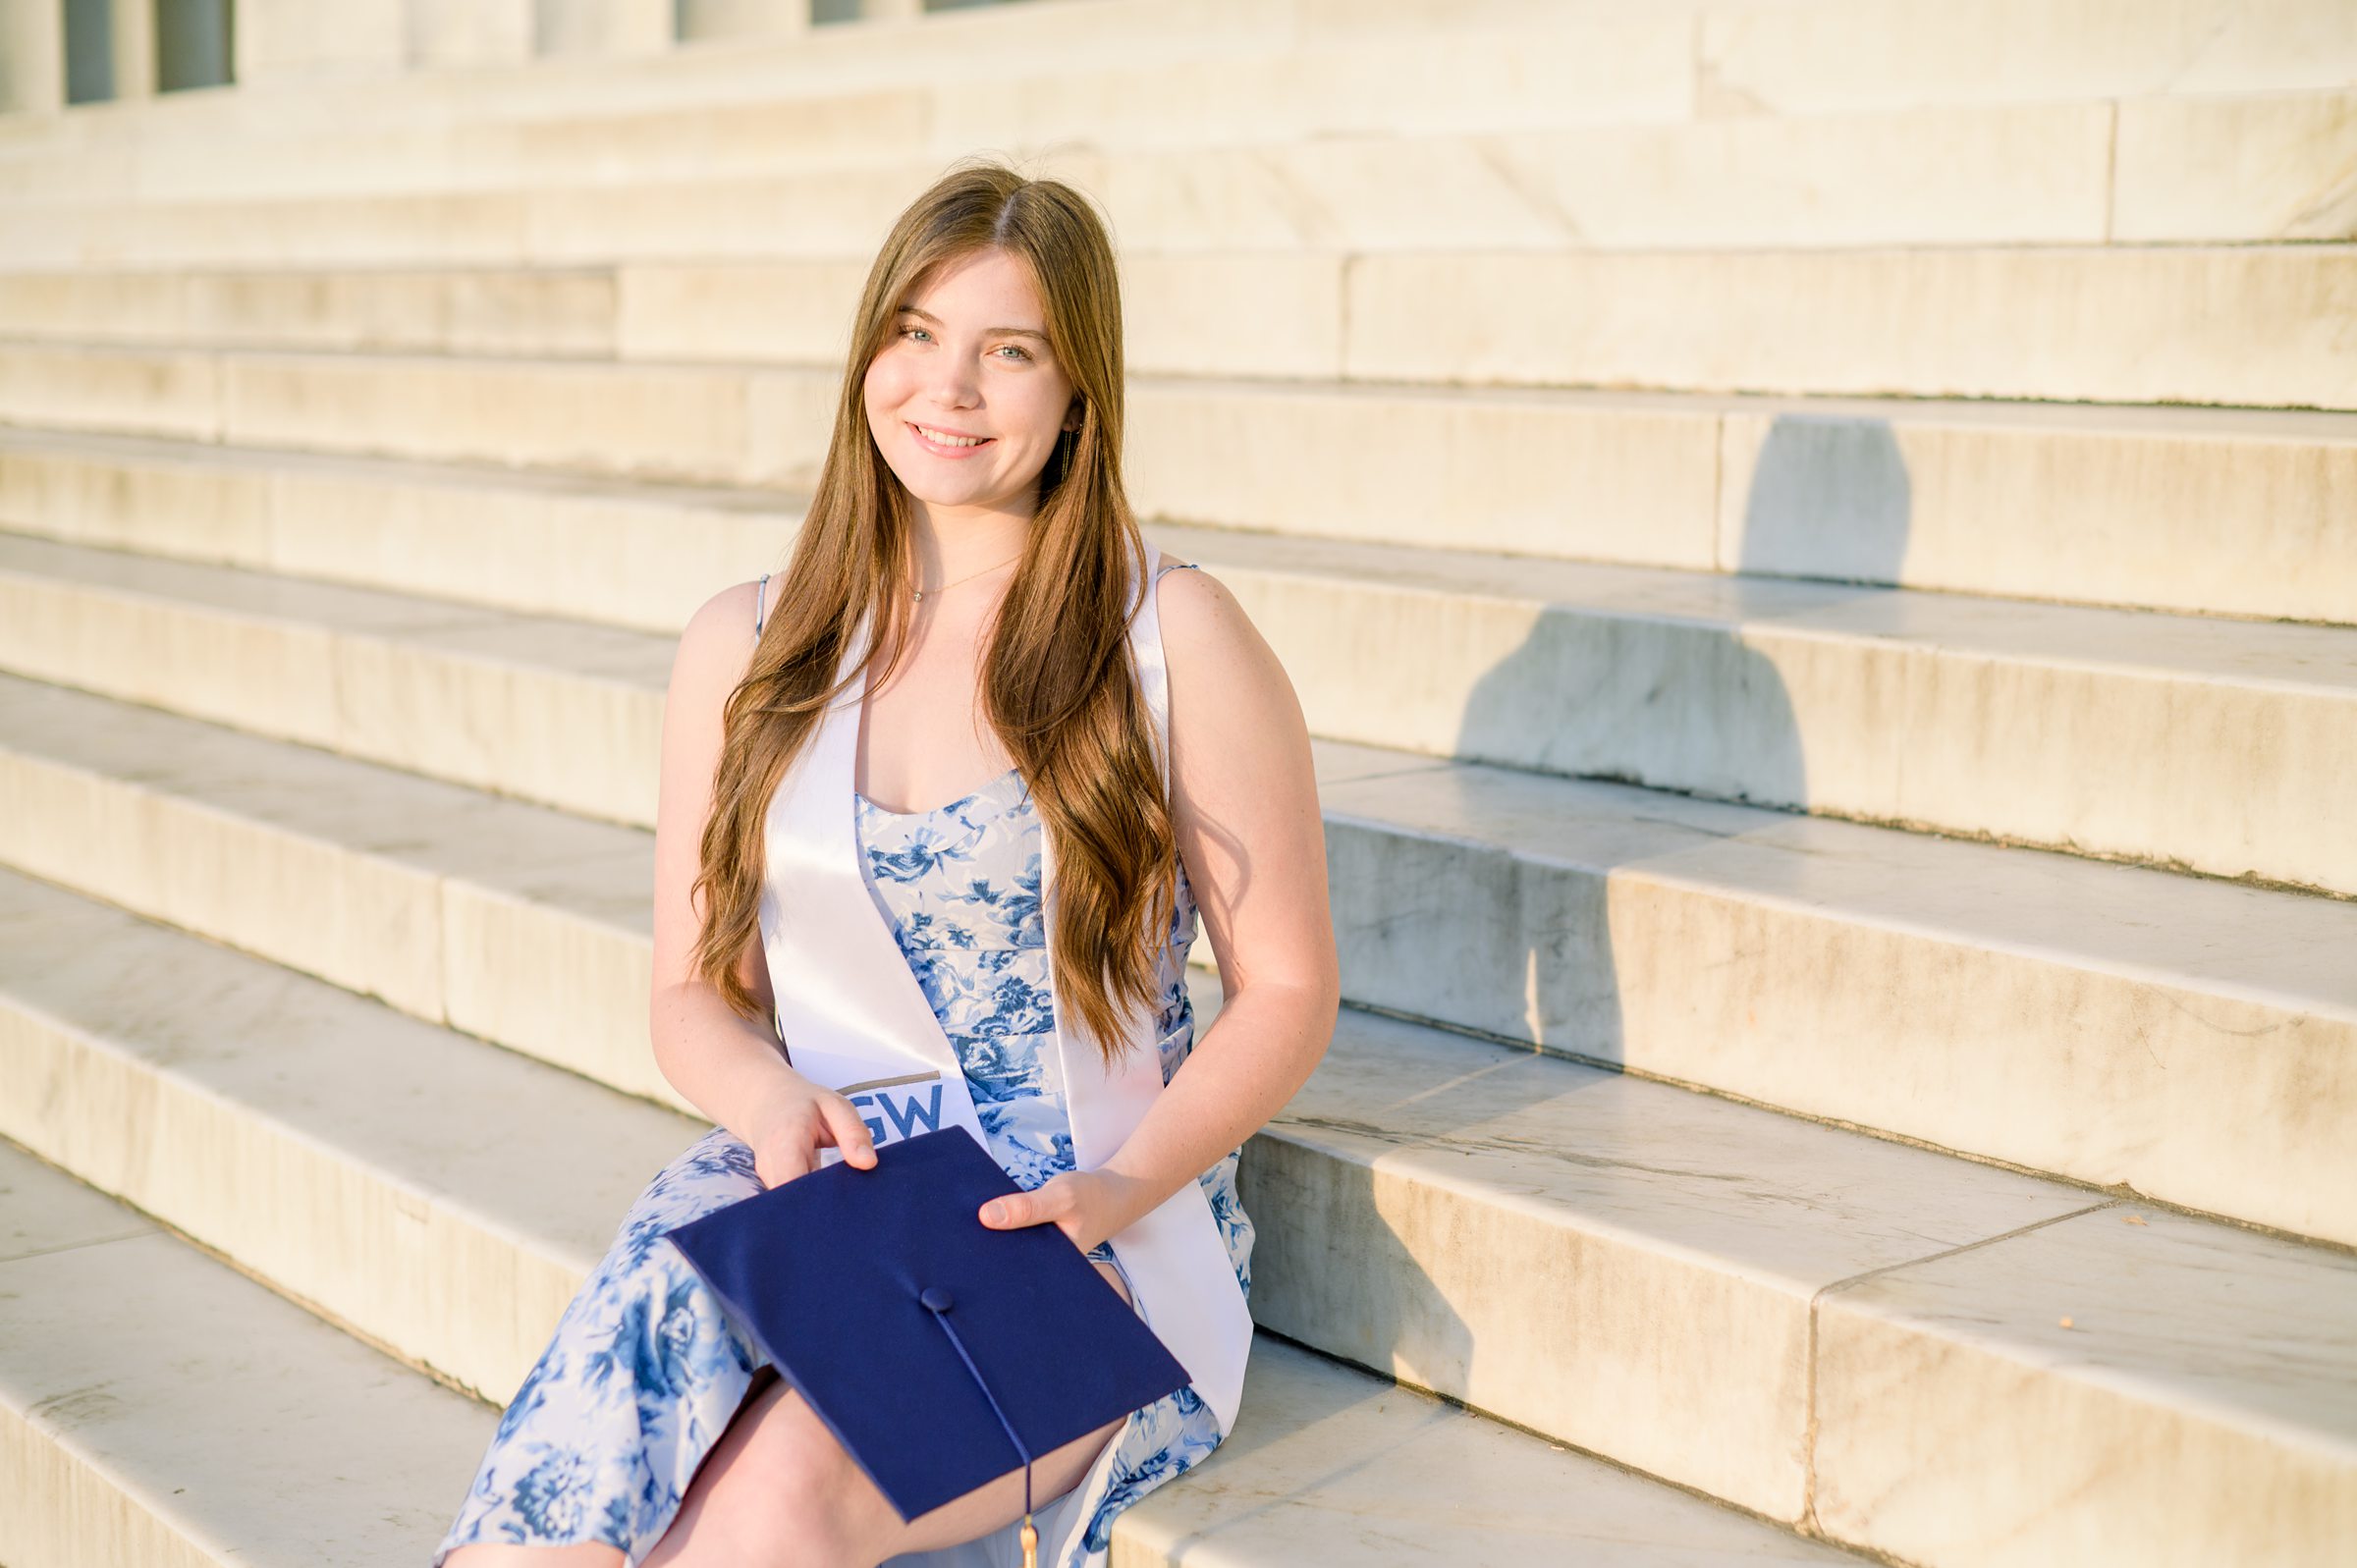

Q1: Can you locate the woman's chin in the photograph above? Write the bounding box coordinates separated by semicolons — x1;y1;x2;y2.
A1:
894;468;1041;515
901;479;986;510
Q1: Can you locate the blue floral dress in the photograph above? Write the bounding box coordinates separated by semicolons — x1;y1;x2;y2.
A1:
433;731;1252;1566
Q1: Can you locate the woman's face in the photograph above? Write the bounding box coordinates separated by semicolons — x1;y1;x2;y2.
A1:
862;247;1081;531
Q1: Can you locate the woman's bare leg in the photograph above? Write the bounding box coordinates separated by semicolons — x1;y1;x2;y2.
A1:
644;1374;1123;1568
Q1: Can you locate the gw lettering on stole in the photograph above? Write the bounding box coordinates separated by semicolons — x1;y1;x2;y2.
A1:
839;1071;947;1150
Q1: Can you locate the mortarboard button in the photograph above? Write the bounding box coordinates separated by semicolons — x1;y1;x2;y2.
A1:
920;1286;954;1314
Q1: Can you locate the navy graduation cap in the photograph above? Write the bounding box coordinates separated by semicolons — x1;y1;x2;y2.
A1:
664;1125;1191;1566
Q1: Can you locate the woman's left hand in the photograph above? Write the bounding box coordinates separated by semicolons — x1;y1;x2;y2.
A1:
977;1167;1151;1256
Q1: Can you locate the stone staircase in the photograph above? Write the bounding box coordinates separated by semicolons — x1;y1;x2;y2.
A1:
1;2;2352;1565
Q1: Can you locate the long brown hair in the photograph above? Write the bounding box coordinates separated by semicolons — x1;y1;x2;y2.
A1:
688;157;1177;1064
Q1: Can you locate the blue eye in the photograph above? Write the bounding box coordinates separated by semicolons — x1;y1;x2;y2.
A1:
895;325;1032;361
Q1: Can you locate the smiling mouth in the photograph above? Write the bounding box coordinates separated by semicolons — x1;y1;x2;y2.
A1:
909;422;993;450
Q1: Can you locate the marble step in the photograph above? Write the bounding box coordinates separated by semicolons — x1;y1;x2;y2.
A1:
0;1141;1825;1568
0;860;709;1404
6;88;2353;269
1234;992;2357;1565
2;668;2349;1255
1;868;2348;1567
5;356;2351;629
0;84;937;205
7;509;2353;903
0;529;680;828
0;1139;497;1568
0;666;683;1111
1691;0;2357;119
3;243;2349;412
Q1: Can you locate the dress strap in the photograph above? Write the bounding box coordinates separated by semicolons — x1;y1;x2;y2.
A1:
753;572;770;639
1154;561;1199;581
1129;548;1187;797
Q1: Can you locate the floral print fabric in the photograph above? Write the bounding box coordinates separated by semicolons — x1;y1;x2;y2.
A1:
434;745;1251;1567
853;767;1253;1560
858;766;1075;1198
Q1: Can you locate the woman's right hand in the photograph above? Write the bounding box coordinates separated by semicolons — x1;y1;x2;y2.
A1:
740;1067;879;1189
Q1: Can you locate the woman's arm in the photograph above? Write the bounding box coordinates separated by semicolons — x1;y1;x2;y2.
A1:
981;562;1340;1250
649;581;877;1184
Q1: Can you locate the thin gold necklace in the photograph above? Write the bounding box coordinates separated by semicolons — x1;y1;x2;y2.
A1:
911;550;1022;603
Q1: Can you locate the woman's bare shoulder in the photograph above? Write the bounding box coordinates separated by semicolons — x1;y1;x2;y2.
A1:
1149;559;1327;999
1155;561;1255;668
1153;562;1302;744
668;577;768;700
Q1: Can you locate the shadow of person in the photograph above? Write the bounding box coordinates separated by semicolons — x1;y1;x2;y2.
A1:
1437;409;1915;1071
1233;411;1921;1454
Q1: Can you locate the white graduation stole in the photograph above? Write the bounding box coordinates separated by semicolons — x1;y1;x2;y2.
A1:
755;542;1254;1529
753;618;993;1159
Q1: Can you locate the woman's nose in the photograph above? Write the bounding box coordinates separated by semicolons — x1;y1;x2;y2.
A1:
925;353;982;406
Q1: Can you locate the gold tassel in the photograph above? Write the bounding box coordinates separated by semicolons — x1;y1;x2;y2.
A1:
1020;1513;1038;1568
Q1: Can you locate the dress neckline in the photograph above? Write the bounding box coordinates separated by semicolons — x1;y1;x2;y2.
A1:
854;764;1024;820
843;544;1184;822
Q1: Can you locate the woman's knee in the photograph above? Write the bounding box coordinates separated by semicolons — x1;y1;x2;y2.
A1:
670;1379;891;1566
620;1131;761;1236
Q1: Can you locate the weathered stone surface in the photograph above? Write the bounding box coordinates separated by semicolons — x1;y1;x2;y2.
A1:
0;532;674;826
2116;87;2357;243
0;673;669;1105
1343;244;2357;410
1309;742;2357;1250
1699;0;2357;115
1117;1336;1869;1568
0;1140;498;1568
0;869;693;1401
1234;992;2091;1518
1814;1205;2357;1567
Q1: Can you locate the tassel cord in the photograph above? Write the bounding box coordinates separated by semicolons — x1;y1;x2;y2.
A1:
922;1297;1039;1566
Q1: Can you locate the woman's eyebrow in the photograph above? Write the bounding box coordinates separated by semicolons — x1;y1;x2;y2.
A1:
896;304;1050;342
